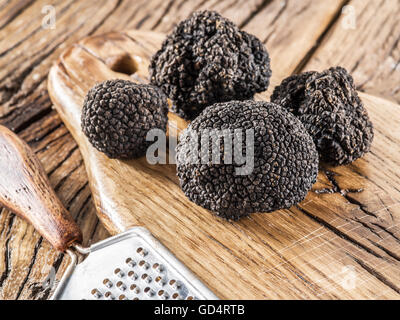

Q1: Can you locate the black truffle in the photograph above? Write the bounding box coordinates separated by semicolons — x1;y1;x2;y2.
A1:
81;79;168;159
271;67;374;165
149;10;271;120
176;100;319;220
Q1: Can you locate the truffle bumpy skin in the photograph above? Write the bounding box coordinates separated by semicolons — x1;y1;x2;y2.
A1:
176;101;319;220
81;79;168;159
271;66;374;165
149;10;271;120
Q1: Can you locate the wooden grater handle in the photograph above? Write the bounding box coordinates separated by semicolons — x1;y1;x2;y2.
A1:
0;125;82;251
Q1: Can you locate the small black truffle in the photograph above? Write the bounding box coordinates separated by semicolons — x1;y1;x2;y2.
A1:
81;79;168;159
149;10;271;120
271;67;374;165
176;100;319;220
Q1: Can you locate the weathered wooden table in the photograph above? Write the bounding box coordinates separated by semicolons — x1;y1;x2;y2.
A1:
0;0;399;300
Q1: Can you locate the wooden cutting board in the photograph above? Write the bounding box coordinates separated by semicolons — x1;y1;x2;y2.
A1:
48;30;400;299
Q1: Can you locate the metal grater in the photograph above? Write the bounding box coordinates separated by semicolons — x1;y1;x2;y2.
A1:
52;227;218;300
0;125;217;301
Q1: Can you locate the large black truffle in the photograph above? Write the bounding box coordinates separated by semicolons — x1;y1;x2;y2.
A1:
176;101;319;220
149;10;271;120
271;67;374;165
81;79;168;159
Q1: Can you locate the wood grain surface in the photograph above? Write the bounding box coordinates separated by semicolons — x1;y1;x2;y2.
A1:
0;0;399;300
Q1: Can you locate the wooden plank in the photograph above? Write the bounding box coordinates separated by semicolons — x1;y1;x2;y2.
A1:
304;0;400;103
0;0;35;29
246;1;400;296
286;0;400;297
94;0;268;33
243;0;346;95
0;0;120;130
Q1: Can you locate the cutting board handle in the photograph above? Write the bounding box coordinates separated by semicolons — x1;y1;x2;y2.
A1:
0;125;82;251
48;31;190;234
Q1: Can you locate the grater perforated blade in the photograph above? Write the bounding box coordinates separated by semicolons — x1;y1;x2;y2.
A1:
52;227;218;300
0;125;217;300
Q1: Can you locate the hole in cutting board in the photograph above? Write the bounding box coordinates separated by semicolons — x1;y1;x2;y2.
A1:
107;53;138;75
